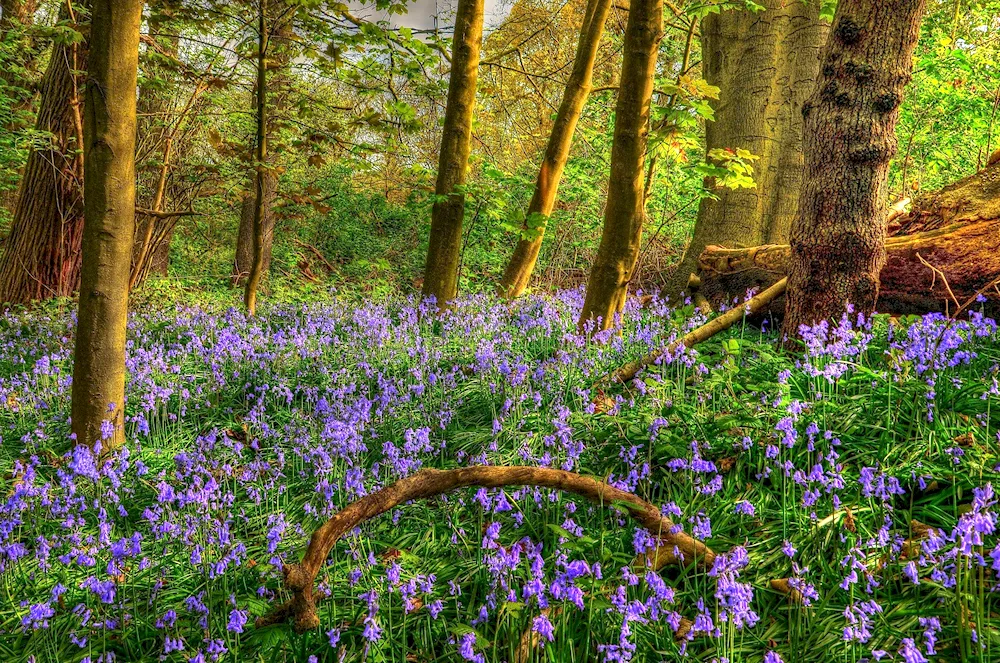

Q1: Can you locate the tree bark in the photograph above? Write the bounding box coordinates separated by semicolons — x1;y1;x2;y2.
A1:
244;0;270;315
0;4;88;304
71;0;142;449
257;465;714;633
422;0;485;307
232;174;277;285
699;221;1000;319
497;0;613;300
781;0;926;339
666;0;827;298
577;0;662;332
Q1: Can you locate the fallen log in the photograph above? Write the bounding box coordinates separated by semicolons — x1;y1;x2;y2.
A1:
256;465;715;632
698;219;1000;318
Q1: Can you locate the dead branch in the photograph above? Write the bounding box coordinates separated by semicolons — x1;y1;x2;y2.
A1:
256;465;715;632
610;277;788;384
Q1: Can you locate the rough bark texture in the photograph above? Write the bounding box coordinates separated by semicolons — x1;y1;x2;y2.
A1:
0;5;88;304
782;0;926;339
699;220;1000;319
422;0;485;306
71;0;142;449
577;0;662;331
257;465;714;633
667;0;828;298
893;159;1000;236
497;0;613;300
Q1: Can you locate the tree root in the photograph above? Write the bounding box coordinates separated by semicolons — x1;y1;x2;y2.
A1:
256;465;715;632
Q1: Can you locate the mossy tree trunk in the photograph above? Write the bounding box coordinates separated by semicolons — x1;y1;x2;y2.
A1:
422;0;485;307
782;0;927;339
0;4;88;304
667;0;828;298
577;0;662;332
497;0;613;300
71;0;142;449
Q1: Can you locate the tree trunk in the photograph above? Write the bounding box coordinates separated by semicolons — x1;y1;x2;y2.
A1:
577;0;662;332
71;0;142;449
422;0;485;307
666;0;827;298
232;173;277;285
244;0;269;315
497;0;613;300
700;159;1000;318
782;0;926;339
232;13;292;291
699;219;1000;319
0;4;88;304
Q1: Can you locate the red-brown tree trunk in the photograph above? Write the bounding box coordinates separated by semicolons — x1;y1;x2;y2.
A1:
0;4;88;304
782;0;927;339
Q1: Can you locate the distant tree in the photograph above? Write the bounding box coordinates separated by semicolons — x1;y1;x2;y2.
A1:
497;0;613;300
577;0;662;331
422;0;485;307
666;0;828;299
782;0;927;339
0;3;88;304
71;0;142;448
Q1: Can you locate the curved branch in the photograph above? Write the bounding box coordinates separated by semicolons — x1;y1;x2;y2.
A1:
257;465;715;632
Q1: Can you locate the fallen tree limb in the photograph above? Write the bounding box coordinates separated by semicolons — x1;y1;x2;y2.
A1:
257;465;715;632
610;278;788;384
698;219;1000;318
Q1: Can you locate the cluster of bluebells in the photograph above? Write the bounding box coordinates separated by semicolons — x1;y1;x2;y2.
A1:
0;291;998;661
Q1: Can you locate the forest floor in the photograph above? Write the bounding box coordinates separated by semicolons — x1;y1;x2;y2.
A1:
0;288;998;663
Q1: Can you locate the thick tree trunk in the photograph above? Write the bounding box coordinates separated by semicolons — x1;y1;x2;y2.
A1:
666;0;827;298
782;0;926;339
497;0;613;300
699;160;1000;318
71;0;142;449
0;5;88;304
577;0;662;332
422;0;485;306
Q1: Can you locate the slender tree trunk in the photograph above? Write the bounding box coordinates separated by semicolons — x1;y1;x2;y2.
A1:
422;0;485;306
666;0;828;298
782;0;927;339
497;0;613;300
0;4;88;304
244;0;269;315
233;13;292;289
71;0;142;449
577;0;663;332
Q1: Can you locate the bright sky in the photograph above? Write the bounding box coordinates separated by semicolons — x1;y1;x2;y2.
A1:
348;0;514;34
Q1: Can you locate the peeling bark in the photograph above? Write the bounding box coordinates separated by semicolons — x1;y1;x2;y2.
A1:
0;4;88;304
